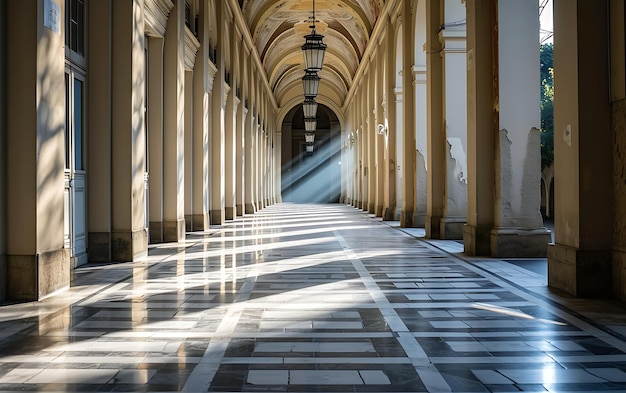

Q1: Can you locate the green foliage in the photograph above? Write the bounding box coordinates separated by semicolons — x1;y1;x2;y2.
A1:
540;43;554;170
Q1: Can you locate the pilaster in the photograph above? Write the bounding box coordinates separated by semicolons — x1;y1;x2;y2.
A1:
110;0;149;260
413;65;428;226
425;0;443;234
191;0;214;231
438;24;468;240
6;0;70;300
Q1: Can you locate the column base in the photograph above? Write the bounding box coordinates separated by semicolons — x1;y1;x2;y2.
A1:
245;203;256;214
613;247;626;301
440;217;466;240
112;229;148;261
463;224;492;256
353;200;360;209
89;232;112;262
548;243;612;297
375;205;383;217
425;215;441;239
0;254;6;302
491;227;551;257
368;202;376;214
383;205;396;221
412;211;426;227
236;204;243;216
163;219;185;242
210;210;224;225
192;214;209;231
400;210;414;228
225;206;236;220
149;221;163;243
395;207;402;221
184;215;193;232
7;248;70;301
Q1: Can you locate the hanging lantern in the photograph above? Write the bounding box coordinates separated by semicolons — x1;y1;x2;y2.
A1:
302;32;327;71
306;144;314;153
305;132;315;143
302;98;318;118
304;117;317;132
302;71;321;98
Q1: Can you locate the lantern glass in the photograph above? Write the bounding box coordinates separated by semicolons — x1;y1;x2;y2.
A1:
306;144;314;153
302;71;320;98
304;117;317;132
305;132;315;143
302;98;318;118
302;33;327;71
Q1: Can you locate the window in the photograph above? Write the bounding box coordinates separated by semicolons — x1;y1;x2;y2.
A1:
66;0;85;57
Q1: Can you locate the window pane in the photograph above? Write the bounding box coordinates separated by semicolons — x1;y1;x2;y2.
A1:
74;79;83;170
77;0;84;55
65;74;70;169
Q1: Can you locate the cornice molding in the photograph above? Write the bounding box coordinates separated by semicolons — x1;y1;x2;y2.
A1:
144;0;173;37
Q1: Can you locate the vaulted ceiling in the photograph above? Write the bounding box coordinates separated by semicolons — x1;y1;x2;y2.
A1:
240;0;384;110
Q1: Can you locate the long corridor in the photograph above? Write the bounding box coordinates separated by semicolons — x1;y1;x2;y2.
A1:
1;204;626;392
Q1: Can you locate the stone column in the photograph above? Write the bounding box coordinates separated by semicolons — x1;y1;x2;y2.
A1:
355;88;363;209
548;0;612;296
413;66;428;226
367;64;376;214
192;0;215;230
184;70;194;230
491;0;550;256
439;17;468;239
163;0;185;241
383;16;397;221
245;60;256;214
183;26;200;232
237;103;247;215
464;0;496;256
395;87;403;220
375;48;385;217
256;108;263;209
236;48;248;216
5;0;69;300
225;86;238;220
275;126;283;203
401;0;416;228
110;0;149;259
210;0;227;224
425;0;444;236
225;23;239;221
147;35;165;243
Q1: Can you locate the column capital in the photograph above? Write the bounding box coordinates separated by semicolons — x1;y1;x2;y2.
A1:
438;29;467;53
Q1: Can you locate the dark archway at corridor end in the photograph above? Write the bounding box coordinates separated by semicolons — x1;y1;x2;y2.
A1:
280;104;341;203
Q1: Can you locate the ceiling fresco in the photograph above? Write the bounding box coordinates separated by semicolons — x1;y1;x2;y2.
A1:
240;0;384;109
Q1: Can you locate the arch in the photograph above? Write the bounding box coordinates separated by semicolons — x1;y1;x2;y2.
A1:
276;96;345;132
280;103;343;204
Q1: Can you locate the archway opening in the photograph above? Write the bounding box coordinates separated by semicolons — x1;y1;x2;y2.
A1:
280;103;341;203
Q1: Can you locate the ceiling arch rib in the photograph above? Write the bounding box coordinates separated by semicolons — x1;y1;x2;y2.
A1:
240;0;383;114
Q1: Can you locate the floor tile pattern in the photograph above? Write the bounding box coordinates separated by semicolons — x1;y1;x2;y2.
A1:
1;204;626;392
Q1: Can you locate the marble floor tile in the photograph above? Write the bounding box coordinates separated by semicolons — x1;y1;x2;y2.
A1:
1;204;626;392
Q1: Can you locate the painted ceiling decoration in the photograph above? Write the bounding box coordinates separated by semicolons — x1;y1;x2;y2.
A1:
239;0;384;109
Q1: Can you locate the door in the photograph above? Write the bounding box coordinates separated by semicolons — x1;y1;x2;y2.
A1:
65;70;88;266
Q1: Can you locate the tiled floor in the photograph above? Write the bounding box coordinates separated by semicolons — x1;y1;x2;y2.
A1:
1;204;626;392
